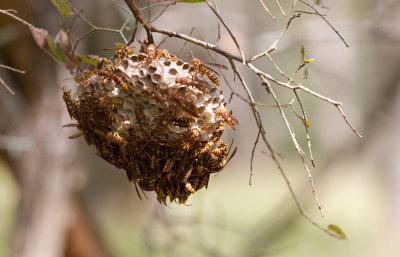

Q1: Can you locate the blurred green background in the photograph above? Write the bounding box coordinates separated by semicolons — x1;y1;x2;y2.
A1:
1;0;400;256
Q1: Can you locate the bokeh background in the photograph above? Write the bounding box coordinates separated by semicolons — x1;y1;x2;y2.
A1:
1;0;400;256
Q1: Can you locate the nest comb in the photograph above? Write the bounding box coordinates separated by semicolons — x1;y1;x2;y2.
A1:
62;44;237;204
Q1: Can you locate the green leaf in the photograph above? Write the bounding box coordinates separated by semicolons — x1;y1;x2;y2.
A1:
47;36;65;63
328;224;347;240
51;0;72;17
78;55;100;66
115;42;126;48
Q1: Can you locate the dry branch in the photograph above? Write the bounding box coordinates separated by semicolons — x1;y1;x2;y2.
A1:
0;0;361;239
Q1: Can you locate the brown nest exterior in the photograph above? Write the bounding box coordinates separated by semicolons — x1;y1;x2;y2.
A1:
62;44;237;204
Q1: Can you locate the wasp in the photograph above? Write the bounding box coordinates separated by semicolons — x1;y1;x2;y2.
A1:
209;154;227;171
74;70;98;84
162;152;178;174
189;52;227;86
175;76;211;91
182;166;195;194
198;123;224;155
93;129;130;163
170;127;200;148
96;59;130;91
135;106;152;137
213;122;225;137
60;86;80;120
106;45;136;61
150;154;156;171
170;95;200;117
211;143;227;157
216;105;238;129
170;116;196;128
188;127;202;143
104;45;137;67
106;131;128;147
184;182;195;194
157;48;175;59
108;73;129;91
97;58;115;70
200;140;215;155
92;128;127;147
137;38;175;61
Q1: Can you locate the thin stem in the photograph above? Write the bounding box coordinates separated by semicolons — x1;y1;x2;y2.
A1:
205;0;246;64
124;0;154;44
299;0;349;47
258;0;276;20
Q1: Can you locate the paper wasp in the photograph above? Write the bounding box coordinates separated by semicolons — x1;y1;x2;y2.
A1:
189;52;227;86
216;105;238;129
137;38;175;61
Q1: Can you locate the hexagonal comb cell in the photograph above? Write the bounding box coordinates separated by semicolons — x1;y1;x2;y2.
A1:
62;45;237;204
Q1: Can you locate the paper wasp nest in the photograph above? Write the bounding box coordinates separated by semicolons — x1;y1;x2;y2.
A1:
63;45;237;204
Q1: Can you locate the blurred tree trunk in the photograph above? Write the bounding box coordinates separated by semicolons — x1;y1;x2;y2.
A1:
10;87;75;257
0;1;113;256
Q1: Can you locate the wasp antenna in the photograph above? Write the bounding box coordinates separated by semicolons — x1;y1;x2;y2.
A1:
68;132;83;139
226;147;238;165
57;82;64;91
227;138;235;154
136;38;147;49
62;123;78;128
62;77;74;83
156;36;168;49
133;182;143;200
104;47;119;50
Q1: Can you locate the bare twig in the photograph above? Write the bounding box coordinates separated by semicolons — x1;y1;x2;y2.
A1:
0;9;35;27
210;0;221;44
259;73;324;216
123;0;154;44
227;60;327;222
0;64;25;95
118;0;360;225
249;14;300;62
148;2;173;24
205;0;246;64
295;10;327;16
299;0;349;47
112;5;134;45
64;0;130;52
0;64;26;74
228;59;265;135
256;98;295;108
335;104;362;138
205;49;234;97
293;90;315;167
1;0;361;239
258;0;276;20
178;27;194;55
275;0;287;17
0;77;15;95
128;19;140;45
250;130;261;185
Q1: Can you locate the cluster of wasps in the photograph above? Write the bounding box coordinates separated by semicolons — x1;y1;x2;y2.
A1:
62;38;238;204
